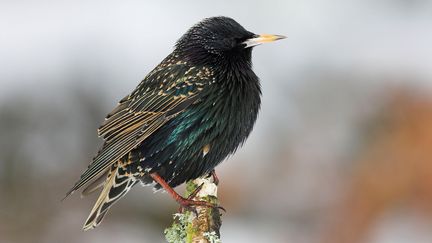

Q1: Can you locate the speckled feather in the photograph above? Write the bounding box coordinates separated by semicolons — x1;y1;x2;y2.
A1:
67;16;263;230
67;56;210;196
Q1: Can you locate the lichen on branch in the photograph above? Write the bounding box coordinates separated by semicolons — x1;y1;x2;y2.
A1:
164;176;222;243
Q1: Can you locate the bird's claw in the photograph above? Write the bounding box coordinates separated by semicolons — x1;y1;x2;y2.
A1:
177;198;225;216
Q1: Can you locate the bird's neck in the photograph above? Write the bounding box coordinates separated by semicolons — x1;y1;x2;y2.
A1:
215;53;256;87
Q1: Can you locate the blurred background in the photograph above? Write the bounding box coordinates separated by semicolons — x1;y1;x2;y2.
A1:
1;0;432;242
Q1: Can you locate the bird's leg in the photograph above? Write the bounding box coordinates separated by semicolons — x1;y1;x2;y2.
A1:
149;173;224;215
210;169;219;185
177;183;205;214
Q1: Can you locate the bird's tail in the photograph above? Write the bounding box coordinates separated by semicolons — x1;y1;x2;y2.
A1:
83;165;137;231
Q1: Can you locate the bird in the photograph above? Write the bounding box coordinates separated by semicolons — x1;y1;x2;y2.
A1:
65;16;285;230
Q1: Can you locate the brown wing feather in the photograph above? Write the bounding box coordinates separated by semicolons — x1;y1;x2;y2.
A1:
65;61;211;198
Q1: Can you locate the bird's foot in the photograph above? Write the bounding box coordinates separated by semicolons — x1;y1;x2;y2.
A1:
176;185;201;214
177;196;225;216
149;172;225;216
177;181;225;215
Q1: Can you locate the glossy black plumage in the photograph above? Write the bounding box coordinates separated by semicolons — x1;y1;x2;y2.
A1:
65;16;284;230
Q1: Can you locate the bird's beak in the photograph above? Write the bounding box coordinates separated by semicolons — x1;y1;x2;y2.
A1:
242;34;286;48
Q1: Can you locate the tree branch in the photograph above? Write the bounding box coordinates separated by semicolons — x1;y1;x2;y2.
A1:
164;176;222;243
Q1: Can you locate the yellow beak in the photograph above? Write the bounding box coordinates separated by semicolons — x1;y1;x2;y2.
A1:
243;34;286;48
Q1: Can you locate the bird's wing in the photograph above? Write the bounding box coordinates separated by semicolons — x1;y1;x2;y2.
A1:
65;62;212;197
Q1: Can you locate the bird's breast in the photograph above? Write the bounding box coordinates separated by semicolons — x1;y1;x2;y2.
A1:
145;68;262;185
193;70;262;162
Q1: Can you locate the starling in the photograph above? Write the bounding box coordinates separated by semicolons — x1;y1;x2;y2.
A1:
65;16;285;230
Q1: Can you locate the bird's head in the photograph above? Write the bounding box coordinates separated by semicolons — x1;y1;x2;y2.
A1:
175;16;285;66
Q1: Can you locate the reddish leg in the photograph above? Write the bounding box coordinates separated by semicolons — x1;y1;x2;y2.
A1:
210;170;219;185
150;173;223;214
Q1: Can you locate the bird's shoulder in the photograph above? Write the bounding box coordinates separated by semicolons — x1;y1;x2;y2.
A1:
98;55;216;140
65;55;216;196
